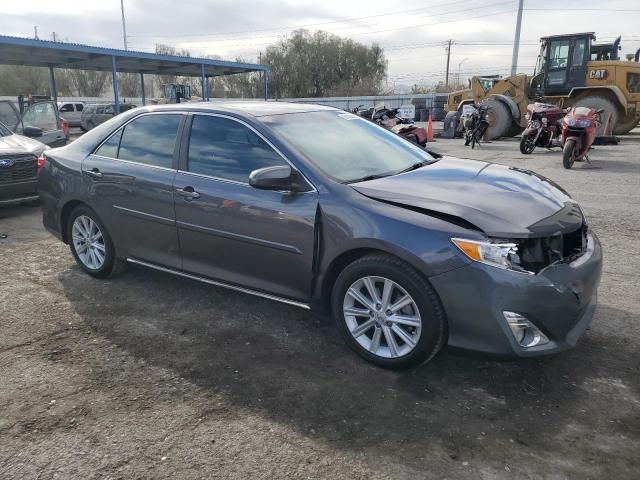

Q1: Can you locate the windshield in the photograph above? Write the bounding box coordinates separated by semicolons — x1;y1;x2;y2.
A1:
262;110;436;183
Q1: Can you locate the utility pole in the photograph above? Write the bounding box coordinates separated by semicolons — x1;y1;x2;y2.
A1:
52;32;57;42
445;39;452;87
34;26;39;40
457;57;468;86
510;0;524;76
120;0;128;50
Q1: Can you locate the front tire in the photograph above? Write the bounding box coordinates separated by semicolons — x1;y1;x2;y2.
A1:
520;132;537;154
562;139;576;169
332;254;446;369
67;205;119;278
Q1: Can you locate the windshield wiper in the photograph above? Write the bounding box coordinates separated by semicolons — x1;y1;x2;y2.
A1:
397;161;430;174
346;173;393;184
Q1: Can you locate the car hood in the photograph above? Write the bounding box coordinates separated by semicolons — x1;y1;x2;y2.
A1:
352;156;581;238
0;133;47;156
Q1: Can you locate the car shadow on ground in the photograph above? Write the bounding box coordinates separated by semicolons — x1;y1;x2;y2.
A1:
59;264;639;469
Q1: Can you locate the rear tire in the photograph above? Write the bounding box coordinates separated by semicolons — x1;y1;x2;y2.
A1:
482;99;511;139
571;95;618;137
562;139;576;169
67;205;121;278
520;133;537;154
332;253;446;369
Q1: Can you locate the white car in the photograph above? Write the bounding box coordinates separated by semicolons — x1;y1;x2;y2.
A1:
57;102;85;127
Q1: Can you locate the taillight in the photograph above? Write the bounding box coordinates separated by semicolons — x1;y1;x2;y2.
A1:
37;154;46;175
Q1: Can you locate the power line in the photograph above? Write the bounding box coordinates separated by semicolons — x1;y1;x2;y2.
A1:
130;1;516;44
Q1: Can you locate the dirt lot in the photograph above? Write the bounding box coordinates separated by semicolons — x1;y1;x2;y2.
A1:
1;135;639;479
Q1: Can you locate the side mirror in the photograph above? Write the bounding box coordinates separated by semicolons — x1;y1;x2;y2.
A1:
23;126;43;138
249;165;309;192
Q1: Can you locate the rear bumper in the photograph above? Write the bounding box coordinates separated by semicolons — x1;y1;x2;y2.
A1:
0;179;38;206
430;231;602;357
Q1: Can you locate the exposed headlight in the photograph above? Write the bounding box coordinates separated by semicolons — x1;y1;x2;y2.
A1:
451;238;531;274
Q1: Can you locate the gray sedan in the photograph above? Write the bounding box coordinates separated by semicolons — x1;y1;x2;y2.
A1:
37;102;602;369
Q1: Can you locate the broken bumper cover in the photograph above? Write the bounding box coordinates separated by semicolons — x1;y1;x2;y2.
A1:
430;231;602;357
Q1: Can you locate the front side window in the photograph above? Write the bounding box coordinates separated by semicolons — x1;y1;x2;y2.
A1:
60;104;74;113
111;114;181;168
187;115;287;183
572;39;587;66
263;111;436;183
0;102;19;129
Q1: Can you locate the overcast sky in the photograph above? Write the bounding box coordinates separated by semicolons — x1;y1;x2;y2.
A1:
2;0;640;89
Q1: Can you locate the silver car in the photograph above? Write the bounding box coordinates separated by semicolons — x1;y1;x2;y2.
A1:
81;103;136;131
58;102;85;128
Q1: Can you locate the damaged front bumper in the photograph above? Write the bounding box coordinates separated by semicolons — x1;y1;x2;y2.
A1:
430;231;602;357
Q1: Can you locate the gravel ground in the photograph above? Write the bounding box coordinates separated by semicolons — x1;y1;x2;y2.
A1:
1;135;639;479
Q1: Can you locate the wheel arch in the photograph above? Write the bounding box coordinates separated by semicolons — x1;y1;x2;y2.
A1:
568;86;626;113
488;94;520;120
59;199;88;244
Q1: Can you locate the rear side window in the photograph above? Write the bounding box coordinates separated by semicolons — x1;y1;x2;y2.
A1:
95;129;123;158
75;103;84;112
117;114;181;168
96;106;105;114
187;115;286;182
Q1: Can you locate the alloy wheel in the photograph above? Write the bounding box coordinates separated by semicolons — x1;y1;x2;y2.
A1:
342;276;422;358
72;215;106;270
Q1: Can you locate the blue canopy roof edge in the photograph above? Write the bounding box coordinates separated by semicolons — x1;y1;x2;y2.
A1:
0;35;268;75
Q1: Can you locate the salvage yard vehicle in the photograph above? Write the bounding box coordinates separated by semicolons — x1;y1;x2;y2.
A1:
0;99;67;147
444;32;640;139
520;102;565;154
38;102;602;369
58;101;85;127
561;106;602;169
0;120;48;206
80;103;137;131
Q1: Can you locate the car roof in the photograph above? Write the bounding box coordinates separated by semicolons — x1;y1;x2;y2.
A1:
141;101;337;117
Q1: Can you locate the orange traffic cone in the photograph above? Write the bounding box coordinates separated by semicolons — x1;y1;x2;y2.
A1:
426;114;434;142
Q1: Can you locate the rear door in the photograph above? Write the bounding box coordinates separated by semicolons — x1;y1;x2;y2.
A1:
173;113;318;301
83;112;185;269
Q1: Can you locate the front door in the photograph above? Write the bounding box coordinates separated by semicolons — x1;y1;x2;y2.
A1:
84;112;185;269
14;101;66;147
173;113;318;301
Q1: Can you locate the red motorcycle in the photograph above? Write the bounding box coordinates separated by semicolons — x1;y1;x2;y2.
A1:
561;106;602;169
520;102;565;154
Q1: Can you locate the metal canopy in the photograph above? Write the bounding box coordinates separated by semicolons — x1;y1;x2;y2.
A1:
0;35;269;109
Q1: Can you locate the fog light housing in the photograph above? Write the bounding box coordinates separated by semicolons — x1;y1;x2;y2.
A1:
503;311;549;348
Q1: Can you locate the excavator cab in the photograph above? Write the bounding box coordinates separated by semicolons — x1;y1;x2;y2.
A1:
160;84;192;103
531;33;594;97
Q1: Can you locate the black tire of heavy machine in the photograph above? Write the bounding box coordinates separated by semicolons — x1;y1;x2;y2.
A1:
615;114;639;135
562;139;576;169
443;110;461;138
520;132;537;154
571;95;618;137
481;99;511;139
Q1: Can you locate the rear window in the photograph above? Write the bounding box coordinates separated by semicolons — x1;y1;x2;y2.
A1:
95;114;181;168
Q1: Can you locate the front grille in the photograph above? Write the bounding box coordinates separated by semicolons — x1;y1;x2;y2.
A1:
0;154;37;184
517;224;588;273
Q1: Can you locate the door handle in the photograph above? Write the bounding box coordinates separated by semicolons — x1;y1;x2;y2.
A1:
85;168;103;179
176;186;200;200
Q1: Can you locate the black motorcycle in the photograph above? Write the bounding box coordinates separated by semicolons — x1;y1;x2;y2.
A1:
462;104;490;149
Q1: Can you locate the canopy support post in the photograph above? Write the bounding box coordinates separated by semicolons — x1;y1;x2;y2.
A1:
263;70;268;101
140;73;145;106
201;64;206;102
111;56;120;114
48;66;58;104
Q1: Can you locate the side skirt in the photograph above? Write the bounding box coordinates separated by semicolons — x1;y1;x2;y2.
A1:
126;257;311;311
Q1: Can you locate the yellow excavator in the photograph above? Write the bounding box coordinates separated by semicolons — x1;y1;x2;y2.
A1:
444;32;640;138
